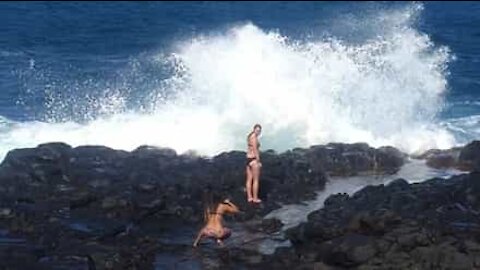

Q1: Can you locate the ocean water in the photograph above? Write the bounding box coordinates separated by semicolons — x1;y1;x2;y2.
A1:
1;1;480;160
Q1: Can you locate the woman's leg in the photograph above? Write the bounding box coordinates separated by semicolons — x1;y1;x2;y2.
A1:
193;228;205;247
252;161;261;203
245;164;253;202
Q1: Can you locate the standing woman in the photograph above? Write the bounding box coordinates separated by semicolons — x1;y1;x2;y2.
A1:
245;124;262;203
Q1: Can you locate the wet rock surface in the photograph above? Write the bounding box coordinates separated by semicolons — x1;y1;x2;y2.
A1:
254;172;480;269
416;140;480;171
4;141;480;269
0;141;407;269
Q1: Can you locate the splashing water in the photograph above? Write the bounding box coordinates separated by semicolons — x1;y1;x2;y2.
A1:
0;3;457;160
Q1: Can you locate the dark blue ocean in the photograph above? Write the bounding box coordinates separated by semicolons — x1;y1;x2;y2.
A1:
1;1;479;159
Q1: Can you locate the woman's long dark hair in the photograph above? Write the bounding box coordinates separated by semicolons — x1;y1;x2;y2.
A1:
202;189;224;222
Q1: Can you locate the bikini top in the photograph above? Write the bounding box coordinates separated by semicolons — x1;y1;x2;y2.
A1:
247;133;260;148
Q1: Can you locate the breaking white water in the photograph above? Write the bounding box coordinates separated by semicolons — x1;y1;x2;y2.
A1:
0;3;458;161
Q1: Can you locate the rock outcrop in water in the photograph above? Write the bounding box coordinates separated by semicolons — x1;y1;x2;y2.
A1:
417;140;480;171
0;142;404;269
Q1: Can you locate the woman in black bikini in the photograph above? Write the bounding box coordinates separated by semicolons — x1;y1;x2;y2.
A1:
245;124;262;203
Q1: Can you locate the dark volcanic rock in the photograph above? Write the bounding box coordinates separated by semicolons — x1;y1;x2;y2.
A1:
416;141;480;172
459;140;480;171
306;143;405;176
260;218;284;234
416;147;463;170
265;172;480;269
0;141;406;269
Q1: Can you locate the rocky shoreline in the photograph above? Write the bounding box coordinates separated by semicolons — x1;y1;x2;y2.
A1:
0;141;478;269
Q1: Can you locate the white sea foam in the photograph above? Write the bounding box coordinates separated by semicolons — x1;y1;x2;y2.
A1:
0;3;459;160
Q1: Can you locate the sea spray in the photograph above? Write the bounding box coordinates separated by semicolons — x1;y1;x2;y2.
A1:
0;3;456;160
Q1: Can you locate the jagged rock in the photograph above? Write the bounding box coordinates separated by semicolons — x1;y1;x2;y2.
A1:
0;141;410;269
459;140;480;171
272;171;480;269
